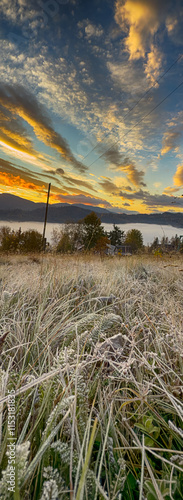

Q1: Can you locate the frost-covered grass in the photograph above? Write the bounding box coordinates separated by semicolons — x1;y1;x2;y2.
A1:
0;254;183;499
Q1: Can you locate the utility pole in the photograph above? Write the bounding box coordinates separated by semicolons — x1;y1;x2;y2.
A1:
42;183;51;251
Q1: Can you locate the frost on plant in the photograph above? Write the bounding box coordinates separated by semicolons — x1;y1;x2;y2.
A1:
0;441;30;498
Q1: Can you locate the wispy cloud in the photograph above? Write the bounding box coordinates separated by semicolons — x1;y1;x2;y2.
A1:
163;185;182;194
118;188;183;208
0;157;55;192
0;83;88;174
51;193;112;208
161;130;182;155
161;111;183;155
144;45;163;85
99;178;122;195
98;145;146;187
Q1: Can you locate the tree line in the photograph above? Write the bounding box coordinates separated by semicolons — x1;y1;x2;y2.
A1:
0;211;182;254
46;212;144;254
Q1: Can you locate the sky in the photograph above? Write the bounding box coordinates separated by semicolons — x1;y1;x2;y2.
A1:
0;0;183;214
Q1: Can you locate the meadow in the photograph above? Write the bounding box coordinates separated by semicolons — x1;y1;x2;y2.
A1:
0;254;183;499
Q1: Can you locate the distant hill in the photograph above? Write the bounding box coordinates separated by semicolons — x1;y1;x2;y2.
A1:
0;194;110;215
0;193;45;211
0;193;183;228
73;204;110;214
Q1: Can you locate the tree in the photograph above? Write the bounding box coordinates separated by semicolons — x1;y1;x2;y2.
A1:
150;236;160;253
161;236;169;248
0;227;42;253
108;224;125;246
0;226;21;252
79;212;105;250
93;235;110;254
52;223;83;253
57;232;74;253
19;230;43;252
125;229;143;253
170;234;180;251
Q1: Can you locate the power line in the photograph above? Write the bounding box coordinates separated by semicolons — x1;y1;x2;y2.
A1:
86;79;183;169
81;53;183;163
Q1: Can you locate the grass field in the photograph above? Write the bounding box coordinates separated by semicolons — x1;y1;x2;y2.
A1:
0;254;183;499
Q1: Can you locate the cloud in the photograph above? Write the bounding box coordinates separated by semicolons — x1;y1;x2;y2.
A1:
0;157;100;202
144;45;163;85
0;171;45;192
115;0;160;60
119;188;183;208
55;167;97;192
51;193;112;208
161;131;182;155
114;0;181;61
126;164;146;187
114;0;183;87
78;20;104;39
0;38;155;159
173;165;183;186
85;22;103;39
0;83;88;174
163;185;182;194
56;168;65;175
165;9;183;45
0;157;57;192
160;111;183;160
0;102;38;157
0;0;37;24
62;175;97;192
160;111;183;156
99;179;121;195
107;60;147;95
99;145;146;187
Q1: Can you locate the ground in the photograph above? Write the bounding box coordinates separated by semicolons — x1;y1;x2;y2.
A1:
0;254;183;499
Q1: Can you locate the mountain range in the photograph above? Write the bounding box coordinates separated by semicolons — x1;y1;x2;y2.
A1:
0;193;183;228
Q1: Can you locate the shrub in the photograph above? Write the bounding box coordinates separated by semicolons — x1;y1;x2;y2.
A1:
0;227;42;253
93;235;110;254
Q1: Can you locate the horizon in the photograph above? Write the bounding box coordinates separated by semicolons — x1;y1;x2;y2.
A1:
0;0;183;213
1;192;183;216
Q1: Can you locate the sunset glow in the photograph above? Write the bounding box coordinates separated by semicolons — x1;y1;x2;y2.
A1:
0;0;183;213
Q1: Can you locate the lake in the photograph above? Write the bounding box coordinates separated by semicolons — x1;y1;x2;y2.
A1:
0;220;183;245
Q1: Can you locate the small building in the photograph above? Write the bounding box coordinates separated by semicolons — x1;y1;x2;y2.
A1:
106;244;132;256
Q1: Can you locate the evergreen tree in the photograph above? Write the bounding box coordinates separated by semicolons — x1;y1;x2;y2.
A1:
108;224;125;246
80;212;105;250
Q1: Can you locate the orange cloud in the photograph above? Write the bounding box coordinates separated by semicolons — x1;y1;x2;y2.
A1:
0;134;35;157
0;127;33;150
0;84;87;174
163;186;181;194
50;193;112;208
0;172;46;192
173;165;183;187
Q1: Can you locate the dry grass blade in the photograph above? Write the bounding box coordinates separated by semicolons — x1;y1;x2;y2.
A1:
0;331;9;354
0;254;182;499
